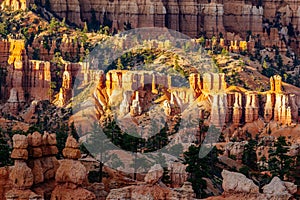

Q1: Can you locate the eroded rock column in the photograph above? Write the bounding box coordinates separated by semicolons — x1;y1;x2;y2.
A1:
51;136;96;200
6;134;42;200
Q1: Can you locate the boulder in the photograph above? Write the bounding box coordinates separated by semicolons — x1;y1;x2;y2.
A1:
12;134;28;149
9;160;33;190
263;176;297;200
5;189;39;200
0;167;12;200
29;147;43;158
55;159;87;186
42;145;58;156
48;133;57;145
63;147;81;159
27;160;44;184
30;131;42;147
43;132;57;146
40;156;60;180
221;170;259;194
65;135;79;148
11;149;28;160
171;182;195;200
51;185;96;200
144;164;164;184
86;183;108;200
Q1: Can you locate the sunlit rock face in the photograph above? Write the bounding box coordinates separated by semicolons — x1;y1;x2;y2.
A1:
75;68;300;136
3;1;297;37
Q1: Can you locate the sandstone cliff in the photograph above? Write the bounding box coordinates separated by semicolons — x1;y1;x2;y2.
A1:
3;0;298;45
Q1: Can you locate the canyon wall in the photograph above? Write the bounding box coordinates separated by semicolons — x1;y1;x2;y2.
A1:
1;1;300;54
6;0;298;39
0;37;84;113
90;69;300;130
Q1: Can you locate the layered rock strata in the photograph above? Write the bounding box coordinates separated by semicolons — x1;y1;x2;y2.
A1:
90;70;300;131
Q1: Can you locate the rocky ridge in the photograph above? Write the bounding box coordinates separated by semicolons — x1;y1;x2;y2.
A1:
2;0;300;54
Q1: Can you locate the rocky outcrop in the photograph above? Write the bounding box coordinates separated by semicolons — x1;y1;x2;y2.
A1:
0;38;51;111
28;35;85;62
221;170;259;194
54;66;73;107
263;176;297;200
0;167;12;200
107;181;195;200
169;162;188;188
1;0;27;10
264;75;296;125
106;163;194;200
144;164;164;185
0;37;82;111
5;134;42;200
51;135;96;200
76;68;300;137
2;1;298;51
224;141;248;161
219;170;297;200
1;132;60;200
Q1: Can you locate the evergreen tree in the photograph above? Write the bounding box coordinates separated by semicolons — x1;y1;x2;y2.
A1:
268;136;295;180
0;67;7;99
242;138;258;170
85;122;115;182
55;123;69;159
183;145;220;198
0;129;12;167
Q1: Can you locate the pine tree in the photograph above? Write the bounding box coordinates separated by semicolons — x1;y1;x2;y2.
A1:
85;122;114;182
242;138;258;170
268;136;295;180
0;129;12;167
183;145;220;198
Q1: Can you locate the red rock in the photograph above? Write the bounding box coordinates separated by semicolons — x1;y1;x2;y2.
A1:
0;167;12;200
12;134;28;149
144;164;163;185
65;136;79;148
42;146;58;156
63;147;81;159
40;157;60;180
30;131;42;147
43;132;57;146
29;147;43;158
27;160;44;184
48;133;57;146
9;160;33;190
51;185;96;200
11;149;28;160
55;159;87;186
5;189;39;200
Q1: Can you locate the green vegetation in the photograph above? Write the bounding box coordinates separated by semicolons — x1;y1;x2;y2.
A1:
184;145;221;198
0;128;13;167
268;136;295;180
242;138;258;171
